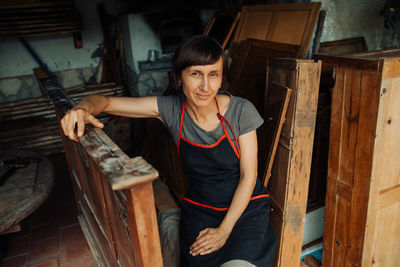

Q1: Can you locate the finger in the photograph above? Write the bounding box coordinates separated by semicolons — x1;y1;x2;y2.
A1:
66;114;78;142
192;240;215;256
190;236;212;255
86;114;104;128
76;118;85;138
196;229;209;240
199;246;216;256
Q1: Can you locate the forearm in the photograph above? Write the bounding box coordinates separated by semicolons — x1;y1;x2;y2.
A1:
75;95;160;119
219;175;256;234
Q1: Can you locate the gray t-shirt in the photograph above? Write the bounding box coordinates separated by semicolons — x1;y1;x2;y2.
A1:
157;91;263;146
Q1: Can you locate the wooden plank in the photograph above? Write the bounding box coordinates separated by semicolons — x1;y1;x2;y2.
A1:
126;183;163;267
318;37;368;55
101;178;137;266
259;81;291;186
233;2;321;58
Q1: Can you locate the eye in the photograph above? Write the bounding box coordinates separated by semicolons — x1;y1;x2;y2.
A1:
209;72;220;79
191;72;200;77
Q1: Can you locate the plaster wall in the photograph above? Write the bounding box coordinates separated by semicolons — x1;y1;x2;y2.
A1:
0;0;104;102
316;0;400;50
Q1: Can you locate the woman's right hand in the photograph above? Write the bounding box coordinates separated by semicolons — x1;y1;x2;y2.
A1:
60;107;104;142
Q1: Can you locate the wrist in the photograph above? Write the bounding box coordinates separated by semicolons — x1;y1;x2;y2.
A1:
72;106;88;113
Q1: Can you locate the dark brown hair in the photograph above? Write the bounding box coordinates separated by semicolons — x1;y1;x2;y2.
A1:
170;35;225;90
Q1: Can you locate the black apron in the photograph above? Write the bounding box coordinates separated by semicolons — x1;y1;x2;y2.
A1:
178;98;277;267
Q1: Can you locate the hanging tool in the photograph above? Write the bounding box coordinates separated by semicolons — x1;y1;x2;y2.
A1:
18;37;55;78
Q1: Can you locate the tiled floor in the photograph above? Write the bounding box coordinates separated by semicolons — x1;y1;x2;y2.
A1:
0;153;95;267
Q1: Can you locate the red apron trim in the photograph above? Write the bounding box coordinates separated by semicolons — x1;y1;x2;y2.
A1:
217;113;240;159
183;194;269;211
180;134;227;148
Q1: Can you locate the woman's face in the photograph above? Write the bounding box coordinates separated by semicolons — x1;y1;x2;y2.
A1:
180;57;223;109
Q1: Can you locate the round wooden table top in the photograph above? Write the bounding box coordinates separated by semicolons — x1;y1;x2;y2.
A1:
0;149;55;233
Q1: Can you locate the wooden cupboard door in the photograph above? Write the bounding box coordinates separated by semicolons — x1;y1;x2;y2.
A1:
266;59;320;267
323;66;381;267
361;60;400;266
233;3;321;58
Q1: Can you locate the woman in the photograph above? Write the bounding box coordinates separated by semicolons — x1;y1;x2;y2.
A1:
61;36;277;267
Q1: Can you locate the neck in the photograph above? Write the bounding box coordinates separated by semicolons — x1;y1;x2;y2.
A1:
186;98;217;124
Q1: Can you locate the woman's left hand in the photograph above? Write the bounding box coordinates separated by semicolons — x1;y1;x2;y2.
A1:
189;227;230;256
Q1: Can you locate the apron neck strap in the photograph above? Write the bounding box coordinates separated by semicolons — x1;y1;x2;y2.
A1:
177;97;241;159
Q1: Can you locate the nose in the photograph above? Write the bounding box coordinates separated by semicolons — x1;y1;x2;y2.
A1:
200;76;209;91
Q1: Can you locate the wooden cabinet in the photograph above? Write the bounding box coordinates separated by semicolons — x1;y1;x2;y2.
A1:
314;49;400;266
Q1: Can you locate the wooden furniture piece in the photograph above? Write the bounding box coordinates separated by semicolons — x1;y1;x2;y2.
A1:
232;2;321;58
225;38;301;115
313;49;400;267
318;36;368;55
266;58;321;267
45;78;163;267
203;8;241;49
0;149;54;234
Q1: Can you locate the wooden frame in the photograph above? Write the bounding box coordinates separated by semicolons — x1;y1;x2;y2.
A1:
233;2;321;58
266;58;321;267
203;8;241;49
259;81;291;187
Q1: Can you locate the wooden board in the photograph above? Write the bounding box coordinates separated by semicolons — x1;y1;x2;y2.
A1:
318;36;368;55
0;149;54;233
266;58;320;267
226;38;300;115
0;1;82;37
258;81;291;186
233;2;321;58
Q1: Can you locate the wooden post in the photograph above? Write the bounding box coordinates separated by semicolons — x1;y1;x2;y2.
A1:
126;182;163;267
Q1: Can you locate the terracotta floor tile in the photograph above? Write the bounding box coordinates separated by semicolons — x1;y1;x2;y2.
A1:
29;256;60;267
0;254;28;267
2;235;29;259
57;210;78;229
31;223;59;243
7;221;31;241
61;256;94;267
29;237;59;262
61;237;91;263
60;225;83;245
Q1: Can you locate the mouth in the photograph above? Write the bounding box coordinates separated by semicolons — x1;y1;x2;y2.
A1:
195;93;210;100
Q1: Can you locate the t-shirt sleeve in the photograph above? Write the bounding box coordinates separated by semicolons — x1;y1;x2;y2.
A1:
157;94;183;133
238;99;264;136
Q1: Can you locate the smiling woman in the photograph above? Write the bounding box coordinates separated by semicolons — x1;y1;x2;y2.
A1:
60;36;277;267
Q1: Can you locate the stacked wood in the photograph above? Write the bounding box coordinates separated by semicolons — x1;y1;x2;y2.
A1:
0;83;125;155
0;0;82;37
